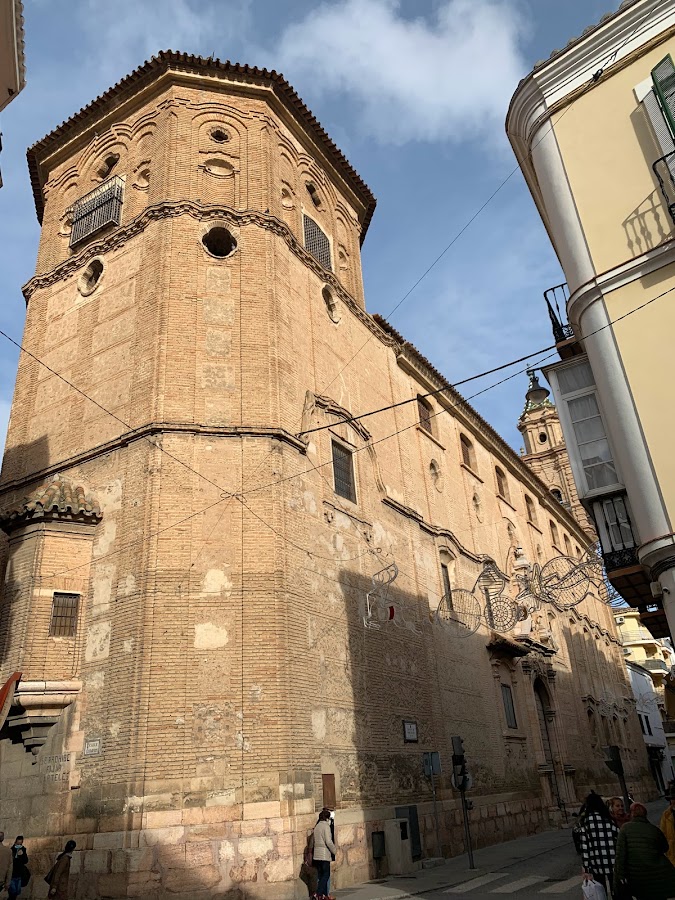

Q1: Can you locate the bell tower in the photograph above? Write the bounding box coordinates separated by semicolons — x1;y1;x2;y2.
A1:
0;51;375;897
518;370;594;536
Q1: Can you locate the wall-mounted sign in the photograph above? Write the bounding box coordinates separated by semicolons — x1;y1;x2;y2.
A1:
83;737;102;757
403;720;418;743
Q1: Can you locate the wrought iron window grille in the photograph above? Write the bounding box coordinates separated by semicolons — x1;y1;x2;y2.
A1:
303;214;332;271
49;592;80;637
331;440;356;503
544;283;574;344
69;175;124;247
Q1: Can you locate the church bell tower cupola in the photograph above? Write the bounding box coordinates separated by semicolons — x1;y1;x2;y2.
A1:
518;369;593;534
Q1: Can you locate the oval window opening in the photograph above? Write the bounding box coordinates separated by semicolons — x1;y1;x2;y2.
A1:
202;227;237;259
210;128;229;143
79;259;104;295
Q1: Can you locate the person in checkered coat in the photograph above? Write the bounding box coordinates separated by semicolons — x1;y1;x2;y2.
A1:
580;791;619;896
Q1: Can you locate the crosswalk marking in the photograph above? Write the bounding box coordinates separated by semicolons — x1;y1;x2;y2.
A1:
492;875;549;893
539;875;583;893
444;873;508;892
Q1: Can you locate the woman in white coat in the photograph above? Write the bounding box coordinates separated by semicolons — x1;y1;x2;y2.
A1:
312;809;337;899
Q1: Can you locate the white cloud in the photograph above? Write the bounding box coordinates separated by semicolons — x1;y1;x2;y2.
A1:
76;0;251;82
273;0;527;144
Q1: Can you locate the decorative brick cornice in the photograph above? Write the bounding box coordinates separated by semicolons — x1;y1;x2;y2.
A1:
0;423;307;498
0;475;101;533
21;201;391;348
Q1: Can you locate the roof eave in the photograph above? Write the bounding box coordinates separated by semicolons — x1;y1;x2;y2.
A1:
26;51;376;238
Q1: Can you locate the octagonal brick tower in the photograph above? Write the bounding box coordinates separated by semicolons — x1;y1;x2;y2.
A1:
0;52;374;898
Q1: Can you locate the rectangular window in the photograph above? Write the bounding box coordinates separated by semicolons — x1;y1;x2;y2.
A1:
553;359;621;496
303;214;332;270
332;440;356;503
441;563;453;608
69;176;124;247
49;592;80;637
646;716;653;736
501;683;518;729
417;396;432;434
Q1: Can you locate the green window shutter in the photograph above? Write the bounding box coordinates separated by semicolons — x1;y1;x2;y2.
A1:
652;54;675;138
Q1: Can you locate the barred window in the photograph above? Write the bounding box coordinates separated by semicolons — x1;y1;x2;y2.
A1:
417;396;432;434
69;176;124;247
303;214;332;270
332;440;356;503
550;520;559;547
460;434;475;470
501;683;518;729
525;495;537;525
495;466;509;502
49;592;80;637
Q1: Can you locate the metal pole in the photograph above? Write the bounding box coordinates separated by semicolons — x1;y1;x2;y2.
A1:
460;788;475;870
430;769;441;859
618;770;631;816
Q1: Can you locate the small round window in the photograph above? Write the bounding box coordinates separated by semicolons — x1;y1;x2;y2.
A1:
538;432;547;444
210;128;229;143
202;227;237;259
78;259;104;296
322;286;340;323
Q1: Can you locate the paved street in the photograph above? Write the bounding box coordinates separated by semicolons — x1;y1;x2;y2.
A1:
337;800;668;900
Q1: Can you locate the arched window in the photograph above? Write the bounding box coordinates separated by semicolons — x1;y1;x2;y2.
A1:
460;434;476;470
439;550;455;609
550;488;563;503
495;466;509;502
564;534;572;556
550;520;559;547
417;395;433;434
525;495;537;525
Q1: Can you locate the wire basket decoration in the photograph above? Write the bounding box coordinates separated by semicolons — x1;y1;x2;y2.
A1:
476;558;520;632
363;562;419;634
436;588;482;637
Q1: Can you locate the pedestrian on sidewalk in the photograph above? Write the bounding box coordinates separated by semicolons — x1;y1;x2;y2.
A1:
608;797;630;829
8;836;29;900
300;829;318;898
659;790;675;866
580;791;619;897
613;802;675;900
313;808;337;900
0;832;13;897
45;840;76;900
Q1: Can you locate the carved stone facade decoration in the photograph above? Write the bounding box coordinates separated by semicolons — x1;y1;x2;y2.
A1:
0;52;653;900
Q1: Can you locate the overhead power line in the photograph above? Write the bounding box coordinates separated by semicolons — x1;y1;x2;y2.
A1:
317;0;667;396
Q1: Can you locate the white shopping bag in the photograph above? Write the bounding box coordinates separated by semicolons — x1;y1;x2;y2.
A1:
581;877;607;900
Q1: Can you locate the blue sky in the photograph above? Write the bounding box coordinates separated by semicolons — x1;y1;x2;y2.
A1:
0;0;621;454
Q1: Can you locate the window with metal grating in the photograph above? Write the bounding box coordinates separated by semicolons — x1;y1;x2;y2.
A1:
332;440;356;502
69;176;124;247
303;214;332;270
49;592;80;637
501;683;518;729
417;396;432;434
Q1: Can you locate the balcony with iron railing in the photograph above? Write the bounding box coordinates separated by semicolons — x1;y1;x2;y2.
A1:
544;283;581;359
653;153;675;225
620;628;661;646
641;658;670;674
68;175;124;247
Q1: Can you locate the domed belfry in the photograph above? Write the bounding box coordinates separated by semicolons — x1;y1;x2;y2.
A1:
0;52;649;899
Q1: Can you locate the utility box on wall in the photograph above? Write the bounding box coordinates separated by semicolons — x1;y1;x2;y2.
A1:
384;818;414;875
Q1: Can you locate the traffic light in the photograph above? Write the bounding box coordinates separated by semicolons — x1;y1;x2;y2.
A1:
603;745;624;777
451;735;467;791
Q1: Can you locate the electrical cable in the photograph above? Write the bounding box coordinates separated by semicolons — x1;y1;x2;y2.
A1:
296;278;675;439
316;0;668;396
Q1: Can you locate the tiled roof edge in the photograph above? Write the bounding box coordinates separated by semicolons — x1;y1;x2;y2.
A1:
371;313;591;539
26;50;377;239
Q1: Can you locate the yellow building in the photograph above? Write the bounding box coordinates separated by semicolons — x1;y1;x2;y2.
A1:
507;0;675;641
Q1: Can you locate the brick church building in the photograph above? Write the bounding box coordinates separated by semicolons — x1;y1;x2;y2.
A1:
0;53;652;898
